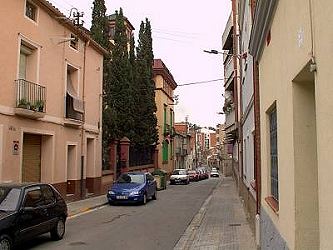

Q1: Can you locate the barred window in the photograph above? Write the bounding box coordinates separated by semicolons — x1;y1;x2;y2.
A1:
26;1;37;21
269;106;279;201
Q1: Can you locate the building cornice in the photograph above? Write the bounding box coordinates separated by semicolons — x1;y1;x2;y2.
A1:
249;0;279;61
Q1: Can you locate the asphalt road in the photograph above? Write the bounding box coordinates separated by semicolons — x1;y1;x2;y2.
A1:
23;178;219;250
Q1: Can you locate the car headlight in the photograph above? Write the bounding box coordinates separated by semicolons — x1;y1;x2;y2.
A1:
130;191;140;196
108;190;115;195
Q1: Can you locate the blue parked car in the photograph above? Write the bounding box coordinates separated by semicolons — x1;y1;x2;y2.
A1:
107;172;157;205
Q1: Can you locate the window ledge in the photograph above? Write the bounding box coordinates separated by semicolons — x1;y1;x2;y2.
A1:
265;196;279;214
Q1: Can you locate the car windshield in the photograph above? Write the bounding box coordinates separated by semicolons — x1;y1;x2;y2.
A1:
116;174;145;184
188;171;196;174
0;187;21;211
172;170;187;175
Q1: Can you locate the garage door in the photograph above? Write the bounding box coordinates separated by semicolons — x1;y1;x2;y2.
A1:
22;134;41;182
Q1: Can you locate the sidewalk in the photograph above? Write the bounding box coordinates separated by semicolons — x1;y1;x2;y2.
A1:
67;194;108;218
174;176;257;250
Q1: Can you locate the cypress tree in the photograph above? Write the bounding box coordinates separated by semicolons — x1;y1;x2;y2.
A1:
144;19;158;145
129;34;141;145
90;0;112;169
90;0;109;49
136;19;158;147
109;8;135;140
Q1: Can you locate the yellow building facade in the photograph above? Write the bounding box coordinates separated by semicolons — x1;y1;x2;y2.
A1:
153;59;177;174
250;1;333;249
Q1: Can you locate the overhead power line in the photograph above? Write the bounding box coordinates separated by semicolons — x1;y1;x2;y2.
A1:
178;78;224;86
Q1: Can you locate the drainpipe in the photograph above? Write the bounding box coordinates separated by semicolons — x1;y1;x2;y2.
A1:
249;0;261;216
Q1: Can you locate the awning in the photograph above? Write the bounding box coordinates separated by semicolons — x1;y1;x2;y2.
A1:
67;75;84;113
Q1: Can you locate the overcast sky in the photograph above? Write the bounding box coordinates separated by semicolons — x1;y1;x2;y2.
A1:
51;0;231;128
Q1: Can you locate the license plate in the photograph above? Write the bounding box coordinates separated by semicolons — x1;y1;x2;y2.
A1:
116;195;128;200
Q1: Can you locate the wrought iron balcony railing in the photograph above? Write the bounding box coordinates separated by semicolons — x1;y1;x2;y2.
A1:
15;79;46;112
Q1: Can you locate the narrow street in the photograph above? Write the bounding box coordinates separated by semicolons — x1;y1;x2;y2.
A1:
24;179;219;250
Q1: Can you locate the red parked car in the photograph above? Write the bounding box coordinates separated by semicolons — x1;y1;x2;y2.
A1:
188;170;199;182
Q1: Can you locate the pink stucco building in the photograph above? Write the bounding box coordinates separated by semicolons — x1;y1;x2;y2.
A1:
0;0;107;200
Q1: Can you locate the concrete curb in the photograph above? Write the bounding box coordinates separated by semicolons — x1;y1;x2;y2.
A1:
68;201;109;218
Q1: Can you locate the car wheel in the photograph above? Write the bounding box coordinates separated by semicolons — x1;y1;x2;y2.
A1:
152;190;157;200
0;234;12;250
50;217;66;240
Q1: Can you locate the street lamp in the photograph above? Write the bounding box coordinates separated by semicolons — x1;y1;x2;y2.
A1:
203;49;247;59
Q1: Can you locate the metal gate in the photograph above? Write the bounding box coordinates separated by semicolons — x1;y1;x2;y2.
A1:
22;133;41;182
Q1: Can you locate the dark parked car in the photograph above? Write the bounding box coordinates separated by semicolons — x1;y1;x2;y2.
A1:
0;183;68;249
107;172;157;205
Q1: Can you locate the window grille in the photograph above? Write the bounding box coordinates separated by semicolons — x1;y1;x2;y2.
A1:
269;107;279;201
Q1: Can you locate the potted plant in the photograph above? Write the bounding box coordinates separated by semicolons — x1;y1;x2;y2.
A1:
34;100;45;112
17;98;29;109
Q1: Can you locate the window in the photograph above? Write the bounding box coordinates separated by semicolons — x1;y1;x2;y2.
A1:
0;188;21;211
70;34;79;50
41;185;55;205
269;106;279;201
163;105;167;133
162;141;168;162
24;188;44;208
66;64;84;120
67;64;79;96
26;1;37;21
19;41;36;81
17;40;41;106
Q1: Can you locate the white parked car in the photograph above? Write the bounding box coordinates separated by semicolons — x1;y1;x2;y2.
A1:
170;169;190;185
210;169;220;178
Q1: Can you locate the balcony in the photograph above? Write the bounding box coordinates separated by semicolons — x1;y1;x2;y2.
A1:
222;13;233;50
14;79;46;119
64;93;84;126
225;106;235;130
224;55;234;88
175;147;187;156
164;124;172;137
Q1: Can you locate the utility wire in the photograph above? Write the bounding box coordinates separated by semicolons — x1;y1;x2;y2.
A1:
153;28;200;36
154;36;190;43
152;30;198;38
178;78;224;86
